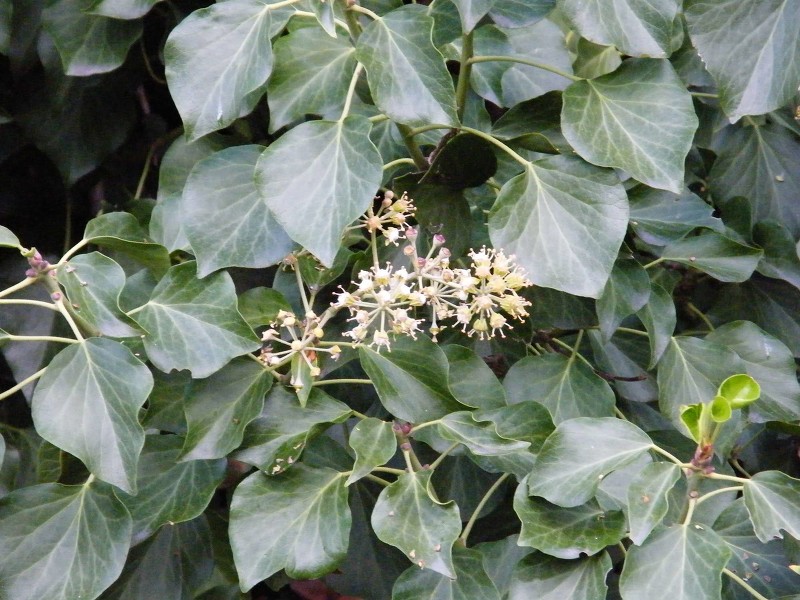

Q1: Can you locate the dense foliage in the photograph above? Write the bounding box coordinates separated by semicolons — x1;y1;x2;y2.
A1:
1;0;800;598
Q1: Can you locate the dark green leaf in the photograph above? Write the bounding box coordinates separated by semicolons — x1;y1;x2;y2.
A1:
229;466;351;589
561;59;697;193
451;0;495;33
596;258;650;341
627;462;682;545
637;282;676;368
509;551;611;600
237;287;291;330
31;338;152;493
491;92;571;154
628;185;722;246
488;0;554;28
443;345;506;409
428;133;498;189
392;547;501;599
135;262;260;378
88;0;161;20
753;220;800;289
529;417;654;507
355;4;459;127
371;470;461;578
573;38;622;80
587;331;657;403
83;213;171;277
0;481;131;599
743;471;800;543
661;231;763;282
436;411;530;455
141;369;189;434
475;401;554;452
256;116;382;266
503;353;616;424
488;155;628;298
346;417;397;486
619;524;731;599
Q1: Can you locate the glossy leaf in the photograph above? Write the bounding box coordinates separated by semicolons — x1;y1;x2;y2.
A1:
573;38;622;80
529;417;654;507
436;411;530;456
444;345;506;409
627;461;682;545
488;155;629;298
661;230;763;282
452;0;495;33
561;59;697;193
754;220;800;289
515;485;626;559
229;466;351;589
256;116;382;266
684;0;800;122
180;358;272;461
503;353;616;424
637;282;676;368
743;471;800;543
346;417;397;486
83;212;171;277
488;0;554;28
619;525;732;600
475;535;534;598
475;401;554;452
135;262;260;378
628;186;722;246
509;551;611;600
88;0;161;20
0;225;20;249
183;145;292;276
355;4;459;128
392;547;501;600
372;470;461;578
31;338;152;493
596;258;650;341
236;287;291;329
0;481;131;600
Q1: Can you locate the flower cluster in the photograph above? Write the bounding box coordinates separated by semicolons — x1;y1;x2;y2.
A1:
359;190;416;246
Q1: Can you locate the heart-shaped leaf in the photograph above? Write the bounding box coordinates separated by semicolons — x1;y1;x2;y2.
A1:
627;461;682;545
508;551;612;600
743;470;800;543
346;417;397;486
83;212;171;277
661;231;763;282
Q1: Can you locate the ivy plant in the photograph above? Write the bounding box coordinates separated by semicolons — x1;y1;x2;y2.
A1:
1;0;800;599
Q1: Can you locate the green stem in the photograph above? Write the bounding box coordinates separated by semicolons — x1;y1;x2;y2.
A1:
428;442;460;471
0;367;47;401
264;0;304;10
294;266;311;314
703;472;748;484
383;157;417;171
454;30;474;122
291;9;349;31
723;567;769;600
690;91;719;99
0;298;59;311
408;419;442;435
459;125;530;166
407;124;451;137
364;473;391;487
372;466;407;476
694;485;743;507
613;406;629;421
396;123;429;170
0;277;37;299
312;378;373;387
643;257;665;270
58;238;89;265
650;444;690;468
686;302;714;331
401;447;416;472
467;55;582;82
5;334;78;344
550;334;594;371
348;3;380;20
615;326;650;337
134;143;158;200
368;114;389;123
339;63;364;122
460;473;509;544
681;496;698;525
54;297;85;341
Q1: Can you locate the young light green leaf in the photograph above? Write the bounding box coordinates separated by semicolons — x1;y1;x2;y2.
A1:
42;0;142;76
488;155;629;298
637;282;676;368
31;338;152;493
743;471;800;543
452;0;496;33
436;411;530;456
514;485;626;559
503;353;616;424
628;185;723;246
661;231;763;282
359;334;462;424
508;551;611;600
346;418;397;486
87;0;162;20
559;0;679;57
561;59;697;193
627;462;682;545
488;0;554;28
684;0;800;122
256;116;382;267
135;262;260;379
164;1;275;140
0;481;131;600
233;386;352;473
116;435;226;542
707;321;800;422
392;547;501;600
619;525;731;600
717;374;760;408
83;212;171;277
267;27;357;132
230;466;351;589
0;225;20;249
596;258;650;341
183;145;293;277
57;252;142;337
528;417;654;507
180;358;272;461
371;471;461;578
444;345;506;409
355;4;459;128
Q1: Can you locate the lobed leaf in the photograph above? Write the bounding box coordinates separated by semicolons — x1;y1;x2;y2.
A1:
508;551;611;600
392;547;501;600
626;461;682;545
346;417;397;486
743;471;800;543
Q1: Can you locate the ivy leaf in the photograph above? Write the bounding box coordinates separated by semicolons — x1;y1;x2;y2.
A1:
233;386;352;473
503;353;616;424
488;0;554;28
684;0;800;122
135;262;260;379
56;252;142;338
237;287;291;329
637;282;676;368
436;412;530;456
183;145;293;277
42;0;142;76
359;334;462;424
116;435;226;542
371;471;461;578
743;471;800;543
83;212;171;277
452;0;496;33
561;59;697;193
488;155;629;298
628;186;722;247
508;551;612;600
558;0;679;58
87;0;162;20
256;116;383;267
229;466;351;589
514;485;626;559
573;38;622;80
346;418;397;486
31;338;152;493
0;481;131;600
620;525;731;599
627;462;682;545
0;225;20;249
180;358;272;461
529;417;654;507
475;402;554;452
596;258;650;341
706;321;800;422
661;231;763;282
164;1;275;140
355;4;459;128
392;547;501;600
753;220;800;289
444;345;506;409
267;27;357;132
